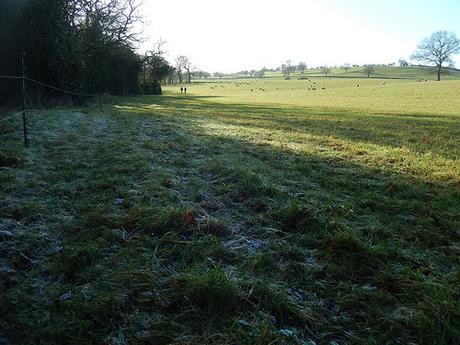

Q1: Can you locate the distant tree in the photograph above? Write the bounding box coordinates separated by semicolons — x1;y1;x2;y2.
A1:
213;72;223;79
398;59;409;67
321;66;331;77
298;62;307;73
255;69;265;78
175;57;183;83
201;71;211;79
282;60;293;79
176;55;193;83
411;31;460;81
342;63;351;73
363;64;374;78
195;70;210;79
288;61;296;75
281;64;287;78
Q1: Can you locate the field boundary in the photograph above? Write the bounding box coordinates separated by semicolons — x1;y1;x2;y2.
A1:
0;52;104;146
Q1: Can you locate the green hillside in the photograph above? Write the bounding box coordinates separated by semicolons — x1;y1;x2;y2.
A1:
264;65;460;80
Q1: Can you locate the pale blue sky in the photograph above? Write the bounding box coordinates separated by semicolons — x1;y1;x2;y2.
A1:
139;0;460;72
329;0;460;39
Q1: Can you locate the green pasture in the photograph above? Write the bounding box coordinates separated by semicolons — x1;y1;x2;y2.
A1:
1;78;459;344
263;65;460;80
170;78;460;116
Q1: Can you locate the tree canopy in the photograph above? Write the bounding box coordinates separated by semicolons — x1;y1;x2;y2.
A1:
411;31;460;81
0;0;173;105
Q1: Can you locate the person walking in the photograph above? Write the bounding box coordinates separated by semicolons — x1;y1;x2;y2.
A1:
184;87;187;94
180;86;183;94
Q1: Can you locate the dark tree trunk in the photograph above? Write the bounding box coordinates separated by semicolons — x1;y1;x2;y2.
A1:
437;65;441;81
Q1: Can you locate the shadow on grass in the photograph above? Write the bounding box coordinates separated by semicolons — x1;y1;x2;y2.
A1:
112;98;459;342
114;95;459;245
1;94;459;344
117;94;460;162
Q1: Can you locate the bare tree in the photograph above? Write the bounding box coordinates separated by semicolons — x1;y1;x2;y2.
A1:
175;57;183;83
72;0;142;47
342;63;351;73
363;64;374;78
183;57;193;83
175;55;193;83
298;62;307;74
411;31;460;81
282;60;293;79
141;40;174;94
153;38;168;55
321;66;331;77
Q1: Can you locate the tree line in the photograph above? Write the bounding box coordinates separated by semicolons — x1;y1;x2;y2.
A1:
209;31;459;81
0;0;176;105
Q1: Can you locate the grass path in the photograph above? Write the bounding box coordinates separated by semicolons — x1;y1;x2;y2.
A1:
1;88;459;344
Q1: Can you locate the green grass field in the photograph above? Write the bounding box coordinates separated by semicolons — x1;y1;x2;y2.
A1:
1;78;459;344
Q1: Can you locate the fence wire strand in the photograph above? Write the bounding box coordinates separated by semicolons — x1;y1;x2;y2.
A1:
0;75;23;80
1;74;104;146
0;111;25;124
1;74;94;98
25;77;93;97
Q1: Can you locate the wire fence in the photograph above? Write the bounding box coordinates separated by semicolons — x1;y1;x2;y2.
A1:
0;110;25;124
26;77;93;98
0;53;104;146
0;75;23;80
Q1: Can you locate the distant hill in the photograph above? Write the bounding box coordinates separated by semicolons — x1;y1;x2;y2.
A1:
264;65;460;80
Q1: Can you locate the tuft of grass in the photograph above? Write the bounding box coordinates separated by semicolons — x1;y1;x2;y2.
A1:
0;150;22;167
198;217;232;237
272;202;323;233
320;230;385;278
244;279;309;326
123;206;195;236
54;243;101;280
171;267;240;315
